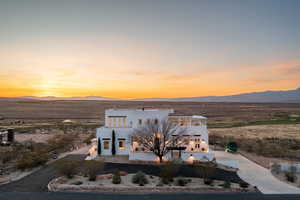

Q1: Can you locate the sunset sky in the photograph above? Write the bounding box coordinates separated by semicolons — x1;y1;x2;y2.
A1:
1;0;300;99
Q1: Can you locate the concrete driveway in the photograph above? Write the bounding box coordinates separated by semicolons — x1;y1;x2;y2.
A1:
214;151;300;194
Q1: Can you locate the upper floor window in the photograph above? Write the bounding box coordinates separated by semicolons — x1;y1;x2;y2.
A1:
138;119;142;125
108;116;127;128
154;119;158;124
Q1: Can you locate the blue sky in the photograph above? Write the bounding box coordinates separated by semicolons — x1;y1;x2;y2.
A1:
0;0;300;98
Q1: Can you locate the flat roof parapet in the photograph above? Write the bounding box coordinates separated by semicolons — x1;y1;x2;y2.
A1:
106;108;174;112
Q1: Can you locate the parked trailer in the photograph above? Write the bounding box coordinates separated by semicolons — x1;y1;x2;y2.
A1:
0;129;14;145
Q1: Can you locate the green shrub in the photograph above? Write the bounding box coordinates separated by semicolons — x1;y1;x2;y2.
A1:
226;141;238;152
160;162;179;184
132;171;148;186
81;160;104;181
56;160;80;179
112;170;121;184
111;130;116;155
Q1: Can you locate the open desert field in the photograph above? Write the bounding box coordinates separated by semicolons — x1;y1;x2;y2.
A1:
210;124;300;140
0;100;300;126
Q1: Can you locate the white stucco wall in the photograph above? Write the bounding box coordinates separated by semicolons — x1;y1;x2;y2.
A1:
105;109;174;128
97;108;212;161
129;152;214;162
181;152;215;162
97;127;132;156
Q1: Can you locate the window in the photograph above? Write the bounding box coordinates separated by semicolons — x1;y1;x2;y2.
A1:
113;118;116;127
154;119;158;124
195;144;200;149
103;141;110;150
138;119;142;125
108;118;112;127
123;118;127;127
117;118;122;127
118;140;125;150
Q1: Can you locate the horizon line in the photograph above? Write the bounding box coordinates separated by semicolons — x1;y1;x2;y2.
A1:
0;87;299;100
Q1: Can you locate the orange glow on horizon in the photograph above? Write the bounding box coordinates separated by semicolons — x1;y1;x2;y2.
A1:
0;48;299;99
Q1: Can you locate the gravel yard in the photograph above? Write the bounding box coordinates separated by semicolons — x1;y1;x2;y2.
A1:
49;173;253;193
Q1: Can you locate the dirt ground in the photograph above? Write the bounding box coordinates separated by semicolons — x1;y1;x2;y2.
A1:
15;133;54;143
0;100;300;124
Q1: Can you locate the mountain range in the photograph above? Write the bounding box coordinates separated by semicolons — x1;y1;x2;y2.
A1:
134;87;300;103
1;87;300;103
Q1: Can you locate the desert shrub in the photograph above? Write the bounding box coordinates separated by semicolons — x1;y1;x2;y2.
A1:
239;181;249;188
285;166;297;183
175;178;191;186
56;160;80;179
132;171;148;186
271;163;281;174
47;134;76;153
220;181;231;188
203;178;213;185
83;133;95;145
72;181;83;185
17;151;49;170
156;181;164;187
160;162;179;184
112;170;121;184
285;172;296;183
81;160;104;181
1;151;17;164
193;164;216;185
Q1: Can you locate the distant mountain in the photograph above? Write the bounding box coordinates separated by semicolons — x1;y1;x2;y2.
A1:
133;87;300;103
1;88;300;102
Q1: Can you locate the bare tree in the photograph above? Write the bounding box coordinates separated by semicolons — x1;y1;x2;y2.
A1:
131;119;187;163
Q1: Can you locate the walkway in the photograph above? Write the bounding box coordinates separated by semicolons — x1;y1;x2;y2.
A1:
214;151;300;194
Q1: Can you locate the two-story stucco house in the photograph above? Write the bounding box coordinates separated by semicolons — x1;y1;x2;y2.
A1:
95;108;214;162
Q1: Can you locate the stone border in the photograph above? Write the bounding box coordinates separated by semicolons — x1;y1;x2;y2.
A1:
48;176;252;193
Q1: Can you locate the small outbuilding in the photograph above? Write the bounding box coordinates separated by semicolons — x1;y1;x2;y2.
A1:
0;129;14;145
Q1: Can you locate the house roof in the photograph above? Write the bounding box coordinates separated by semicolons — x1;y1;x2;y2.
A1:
168;113;207;119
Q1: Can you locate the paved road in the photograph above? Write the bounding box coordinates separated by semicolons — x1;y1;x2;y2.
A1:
0;154;86;192
1;192;300;200
214;151;300;194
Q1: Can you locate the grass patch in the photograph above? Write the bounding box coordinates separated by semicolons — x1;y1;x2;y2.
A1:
208;118;300;128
